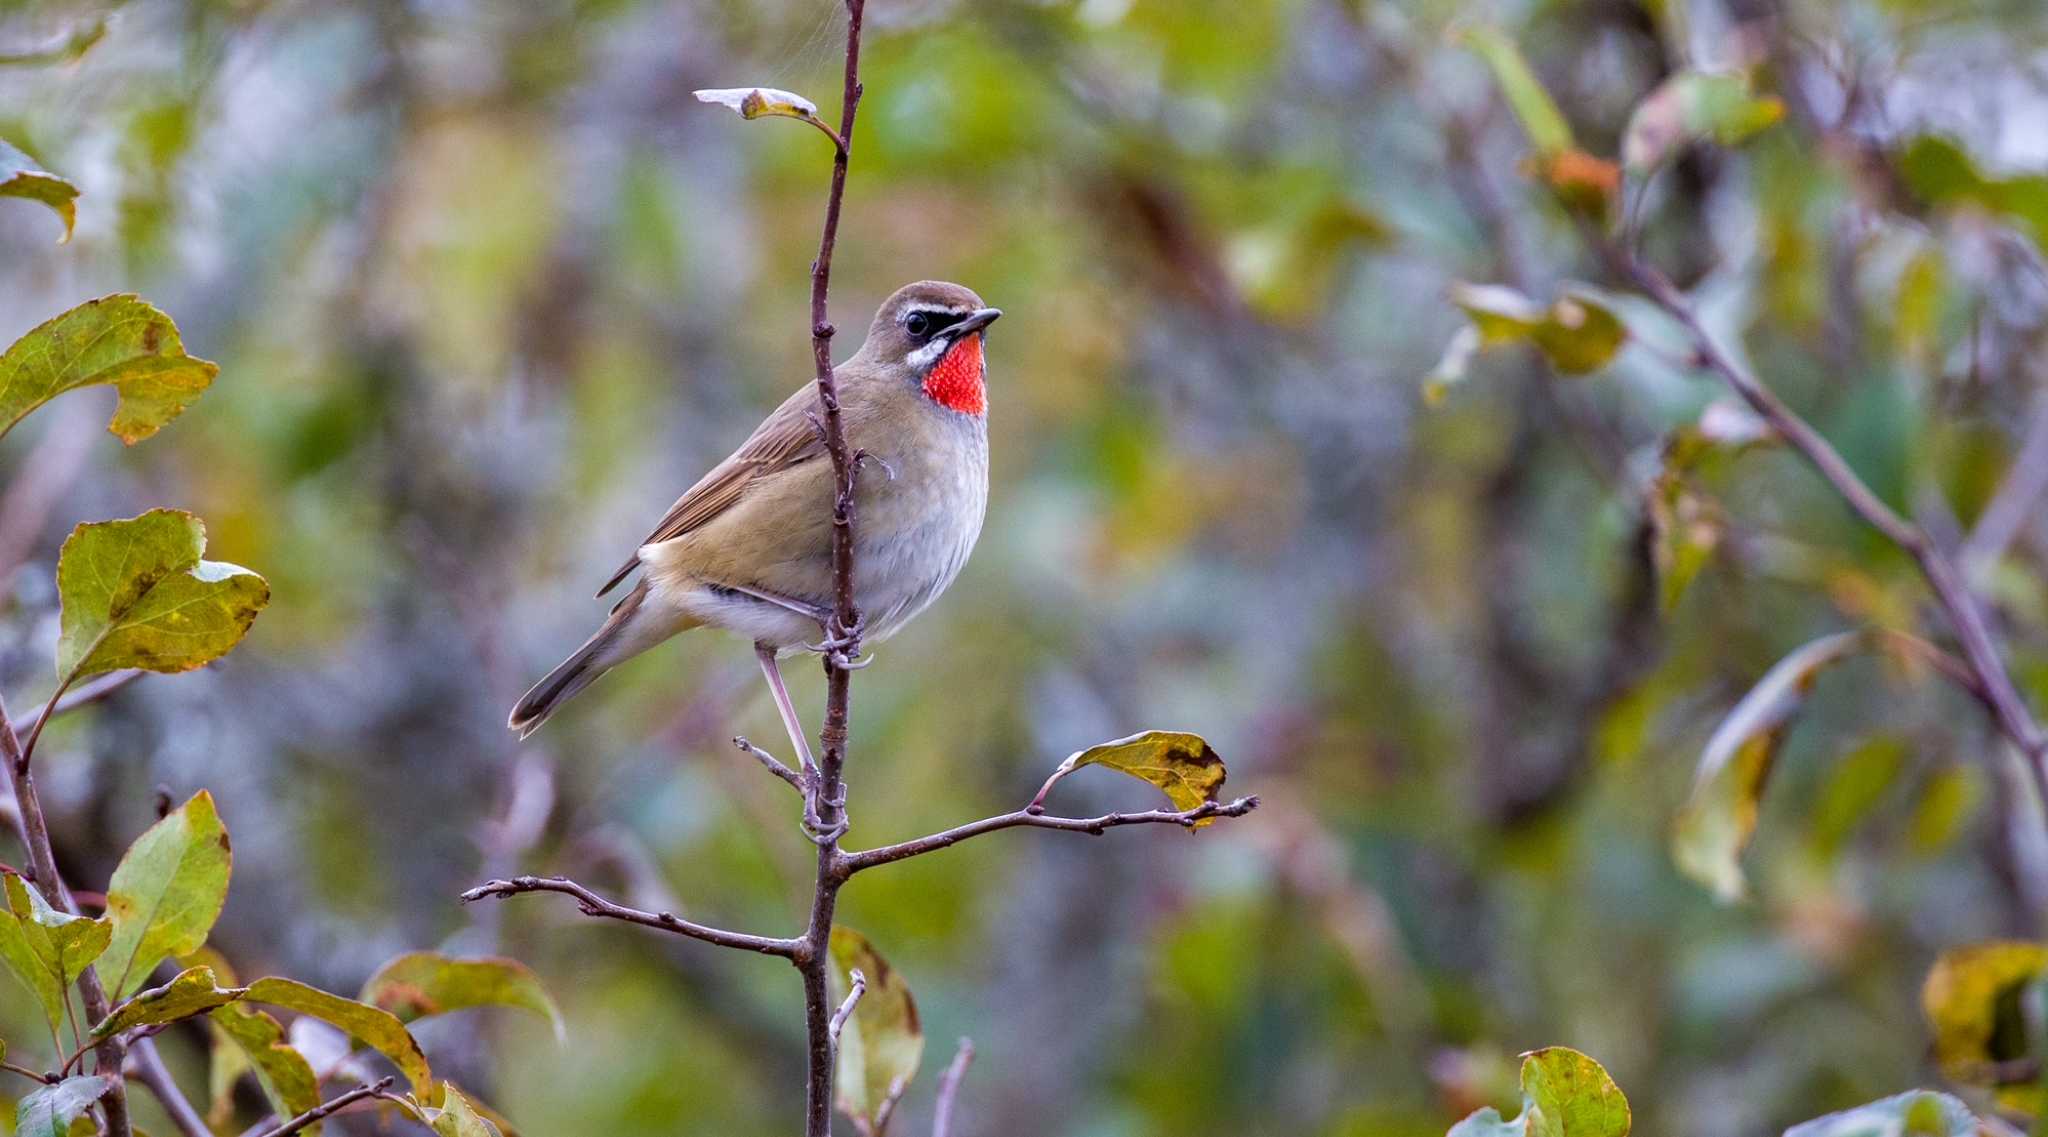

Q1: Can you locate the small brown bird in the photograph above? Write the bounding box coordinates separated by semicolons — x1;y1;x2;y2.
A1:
509;280;1000;760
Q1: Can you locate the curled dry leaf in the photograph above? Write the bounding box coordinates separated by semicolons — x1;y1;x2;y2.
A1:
693;87;822;122
1446;1046;1631;1137
0;140;78;243
1035;730;1229;825
1672;632;1864;902
91;965;245;1040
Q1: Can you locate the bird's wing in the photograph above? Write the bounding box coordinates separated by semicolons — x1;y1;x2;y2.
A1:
596;386;829;598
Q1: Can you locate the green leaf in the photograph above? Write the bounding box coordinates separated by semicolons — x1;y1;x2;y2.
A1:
0;873;109;1034
429;1085;505;1137
1457;27;1572;156
209;1003;321;1129
1449;283;1627;375
102;789;232;998
6;872;110;986
1923;942;2048;1114
360;952;563;1039
693;87;824;123
1447;1047;1630;1137
247;976;432;1095
0;295;218;444
55;509;269;684
1672;632;1864;902
830;927;923;1133
15;1075;113;1137
91;965;245;1041
1782;1091;1975;1137
1623;71;1784;172
0;141;78;243
1898;136;2048;251
1036;730;1230;825
0;896;66;1035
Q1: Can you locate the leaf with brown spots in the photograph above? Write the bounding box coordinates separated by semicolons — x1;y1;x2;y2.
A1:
1447;1047;1631;1137
830;927;922;1135
1037;730;1231;826
55;509;269;685
101;790;232;998
247;977;433;1095
0;294;218;444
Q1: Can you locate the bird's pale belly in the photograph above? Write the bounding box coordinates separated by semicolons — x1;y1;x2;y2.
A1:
660;444;986;654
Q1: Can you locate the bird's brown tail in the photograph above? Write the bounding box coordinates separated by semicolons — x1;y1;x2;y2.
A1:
509;582;666;738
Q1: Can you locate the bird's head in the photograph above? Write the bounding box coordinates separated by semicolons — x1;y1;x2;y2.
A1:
862;280;1001;417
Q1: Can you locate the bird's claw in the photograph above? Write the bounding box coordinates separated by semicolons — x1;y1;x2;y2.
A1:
800;778;849;845
806;613;869;667
853;448;897;482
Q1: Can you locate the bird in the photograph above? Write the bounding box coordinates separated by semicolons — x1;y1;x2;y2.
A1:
508;279;1000;766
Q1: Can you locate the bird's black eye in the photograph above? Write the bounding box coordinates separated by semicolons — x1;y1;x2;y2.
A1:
905;312;932;337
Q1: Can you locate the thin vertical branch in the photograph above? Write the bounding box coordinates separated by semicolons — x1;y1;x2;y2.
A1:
799;4;868;1136
931;1037;975;1137
0;691;133;1137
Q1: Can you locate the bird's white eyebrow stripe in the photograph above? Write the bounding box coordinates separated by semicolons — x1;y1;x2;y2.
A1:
903;304;973;318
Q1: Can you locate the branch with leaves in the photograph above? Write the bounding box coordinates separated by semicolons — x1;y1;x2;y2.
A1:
464;7;1260;1135
0;148;560;1137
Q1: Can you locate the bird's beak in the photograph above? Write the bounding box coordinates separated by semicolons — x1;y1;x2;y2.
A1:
951;307;1002;337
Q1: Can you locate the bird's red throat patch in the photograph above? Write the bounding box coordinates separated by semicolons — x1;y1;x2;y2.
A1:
922;334;986;416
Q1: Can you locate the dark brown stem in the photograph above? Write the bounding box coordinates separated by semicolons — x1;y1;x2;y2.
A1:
459;875;801;957
930;1037;974;1137
250;1076;395;1137
841;797;1261;874
799;4;867;1135
0;690;132;1136
1611;248;2048;803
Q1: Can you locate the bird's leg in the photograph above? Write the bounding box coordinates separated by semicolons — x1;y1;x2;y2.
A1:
755;643;817;777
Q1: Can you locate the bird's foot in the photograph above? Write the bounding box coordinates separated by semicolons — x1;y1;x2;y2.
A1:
852;448;897;482
806;611;869;669
800;778;850;845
